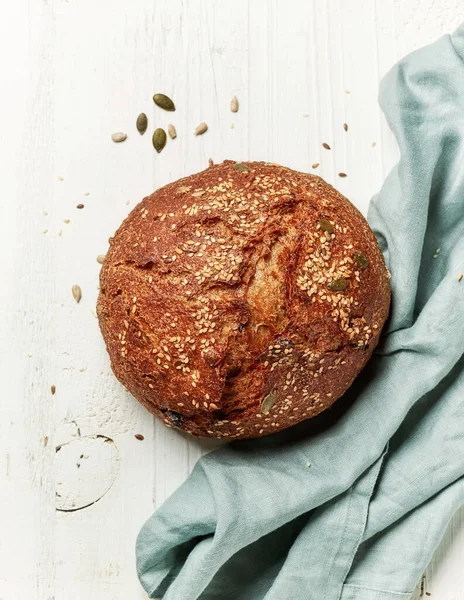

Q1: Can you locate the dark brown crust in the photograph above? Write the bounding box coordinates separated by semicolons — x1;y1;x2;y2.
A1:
97;161;390;439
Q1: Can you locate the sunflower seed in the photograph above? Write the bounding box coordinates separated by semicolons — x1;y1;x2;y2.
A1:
353;253;369;269
230;95;239;112
194;122;208;136
233;162;249;172
261;392;276;414
152;128;167;153
111;132;127;143
153;93;175;111
96;254;106;264
318;218;334;233
167;124;177;139
72;284;82;303
327;278;348;291
322;142;331;150
136;113;148;135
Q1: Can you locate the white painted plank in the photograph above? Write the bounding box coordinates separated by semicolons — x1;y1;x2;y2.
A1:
0;1;462;599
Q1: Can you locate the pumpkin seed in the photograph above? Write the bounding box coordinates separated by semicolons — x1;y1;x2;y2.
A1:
152;128;167;153
353;252;369;269
136;113;148;135
153;93;175;111
261;392;276;414
167;124;177;139
230;95;239;112
194;122;208;136
322;142;331;150
234;162;249;172
327;278;348;292
318;218;334;234
72;284;82;303
111;132;127;143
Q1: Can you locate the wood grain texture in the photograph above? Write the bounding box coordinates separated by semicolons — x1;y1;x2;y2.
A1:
0;0;462;598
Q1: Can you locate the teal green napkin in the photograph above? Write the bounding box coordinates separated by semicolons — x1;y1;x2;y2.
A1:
136;26;464;600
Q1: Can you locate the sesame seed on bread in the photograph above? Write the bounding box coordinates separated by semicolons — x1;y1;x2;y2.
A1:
97;160;390;439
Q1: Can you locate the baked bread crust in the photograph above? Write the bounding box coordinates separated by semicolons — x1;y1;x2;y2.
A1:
97;161;390;439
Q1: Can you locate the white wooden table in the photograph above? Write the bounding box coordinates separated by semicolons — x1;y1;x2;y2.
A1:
1;1;463;598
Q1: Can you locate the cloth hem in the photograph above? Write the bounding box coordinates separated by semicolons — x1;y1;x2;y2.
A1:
341;583;413;600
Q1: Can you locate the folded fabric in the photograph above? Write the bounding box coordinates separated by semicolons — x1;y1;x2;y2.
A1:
136;25;464;600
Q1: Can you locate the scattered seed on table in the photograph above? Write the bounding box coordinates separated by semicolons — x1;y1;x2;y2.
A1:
371;142;376;147
152;128;167;153
343;123;348;132
42;210;48;216
76;203;84;209
111;132;127;143
194;122;208;136
72;284;82;303
345;89;350;94
306;462;311;468
153;93;175;111
167;124;177;139
57;176;64;181
458;273;463;281
84;192;90;196
42;228;48;234
230;95;239;112
44;437;48;447
136;112;148;135
302;113;309;118
58;229;62;236
338;172;347;178
51;385;56;395
322;142;331;150
64;219;70;224
135;434;144;441
311;162;320;169
96;254;106;264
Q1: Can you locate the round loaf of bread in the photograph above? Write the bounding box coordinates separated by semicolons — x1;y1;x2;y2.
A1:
97;161;390;440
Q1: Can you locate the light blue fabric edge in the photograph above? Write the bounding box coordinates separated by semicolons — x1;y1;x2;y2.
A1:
341;584;412;600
